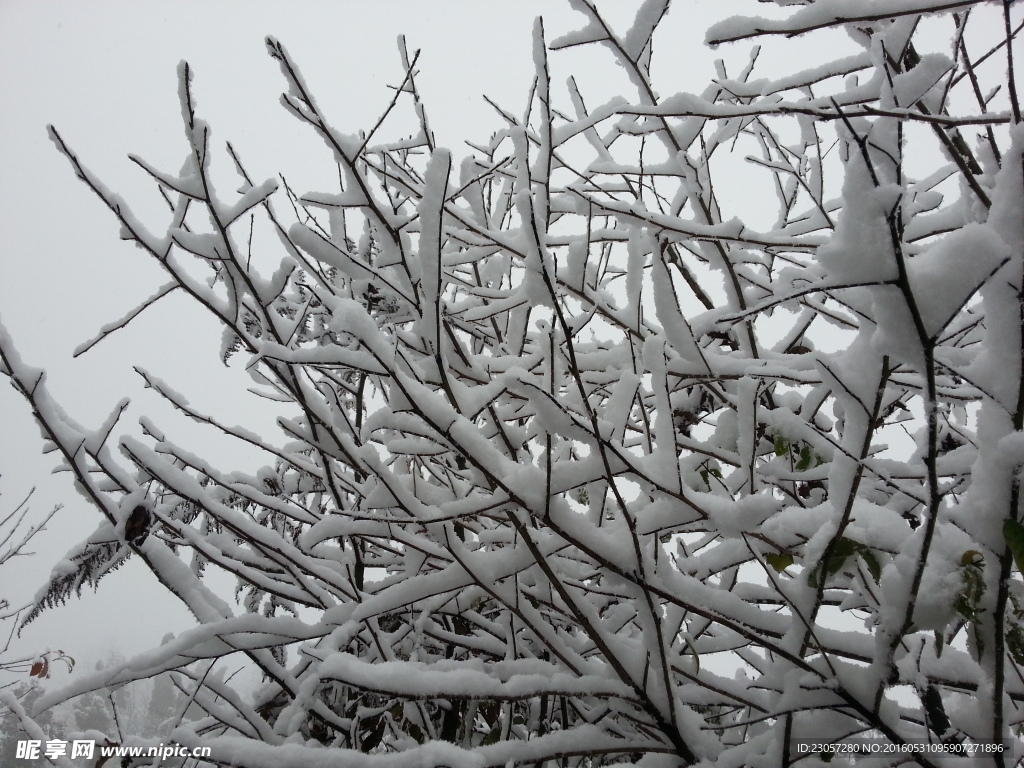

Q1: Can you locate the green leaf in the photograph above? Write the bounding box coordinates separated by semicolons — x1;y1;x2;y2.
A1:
955;563;985;621
795;445;813;471
808;537;860;588
698;467;722;489
859;549;882;584
1006;623;1024;665
766;552;794;573
923;685;950;737
481;727;501;746
1004;519;1024;575
826;537;859;576
774;435;788;457
955;560;987;659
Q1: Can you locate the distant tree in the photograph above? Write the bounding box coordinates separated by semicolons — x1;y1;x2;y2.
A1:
35;658;200;762
59;658;192;743
0;684;57;767
67;683;115;738
142;672;196;739
2;1;1023;765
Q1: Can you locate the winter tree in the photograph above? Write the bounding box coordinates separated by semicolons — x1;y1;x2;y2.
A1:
63;652;198;742
2;1;1023;765
0;684;57;767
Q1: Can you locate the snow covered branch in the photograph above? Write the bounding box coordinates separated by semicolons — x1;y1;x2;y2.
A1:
2;1;1023;765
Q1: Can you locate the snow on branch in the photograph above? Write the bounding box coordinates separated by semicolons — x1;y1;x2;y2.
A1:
3;1;1023;765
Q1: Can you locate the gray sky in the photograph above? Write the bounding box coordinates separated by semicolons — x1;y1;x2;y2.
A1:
0;0;834;690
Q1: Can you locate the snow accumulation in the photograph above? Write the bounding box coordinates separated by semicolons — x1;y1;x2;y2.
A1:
4;0;1024;765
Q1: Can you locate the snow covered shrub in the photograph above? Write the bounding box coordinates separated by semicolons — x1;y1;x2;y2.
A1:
2;0;1023;765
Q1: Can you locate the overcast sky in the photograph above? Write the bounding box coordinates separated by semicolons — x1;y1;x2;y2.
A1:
0;0;854;690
